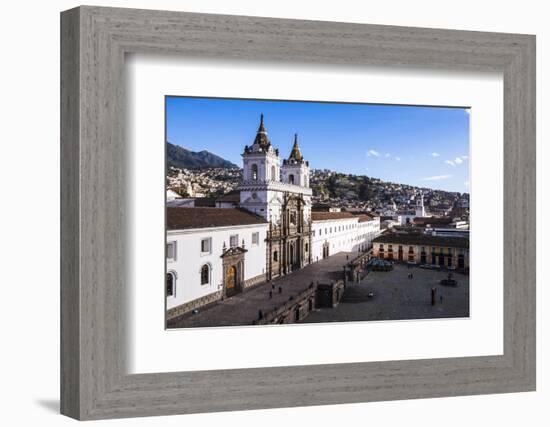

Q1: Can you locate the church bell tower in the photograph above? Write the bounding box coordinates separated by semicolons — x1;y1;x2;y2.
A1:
415;192;426;217
238;114;282;222
281;134;310;188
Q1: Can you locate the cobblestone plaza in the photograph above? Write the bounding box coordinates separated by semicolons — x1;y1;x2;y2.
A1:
168;254;469;328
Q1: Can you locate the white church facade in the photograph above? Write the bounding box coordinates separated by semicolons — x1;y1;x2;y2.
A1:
166;115;380;320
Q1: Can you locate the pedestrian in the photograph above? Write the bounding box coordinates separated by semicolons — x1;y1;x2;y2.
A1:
411;273;414;279
278;286;282;294
269;290;273;299
440;295;443;304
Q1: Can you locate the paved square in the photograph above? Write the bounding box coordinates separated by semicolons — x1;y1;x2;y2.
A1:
302;263;469;323
168;254;469;328
167;252;354;328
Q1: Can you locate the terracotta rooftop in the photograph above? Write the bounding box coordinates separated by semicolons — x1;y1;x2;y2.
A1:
373;233;469;248
167;207;267;230
311;211;356;222
357;214;374;223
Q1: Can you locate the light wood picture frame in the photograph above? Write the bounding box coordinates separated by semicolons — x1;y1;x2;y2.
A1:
60;5;536;420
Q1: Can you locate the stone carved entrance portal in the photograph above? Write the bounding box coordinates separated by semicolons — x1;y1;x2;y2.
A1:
221;246;247;297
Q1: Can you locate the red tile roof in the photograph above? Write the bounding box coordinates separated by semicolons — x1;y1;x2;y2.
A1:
373;233;469;248
311;211;356;222
357;214;375;222
167;207;267;230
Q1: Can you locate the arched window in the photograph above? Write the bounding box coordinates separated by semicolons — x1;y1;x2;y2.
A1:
251;164;258;180
166;271;176;297
271;165;276;181
288;174;295;184
200;264;210;285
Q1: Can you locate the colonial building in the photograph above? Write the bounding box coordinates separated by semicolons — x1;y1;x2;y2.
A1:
166;115;380;319
372;232;469;270
238;118;313;279
311;212;379;262
166;207;269;319
394;192;428;225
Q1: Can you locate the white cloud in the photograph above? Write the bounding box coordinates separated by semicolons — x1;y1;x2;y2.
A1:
431;152;440;157
464;180;470;187
462;155;469;159
385;153;391;158
367;149;380;157
455;157;463;165
394;156;401;161
445;160;456;167
421;174;452;181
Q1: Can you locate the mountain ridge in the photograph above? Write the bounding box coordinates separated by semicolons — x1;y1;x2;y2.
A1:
167;142;238;169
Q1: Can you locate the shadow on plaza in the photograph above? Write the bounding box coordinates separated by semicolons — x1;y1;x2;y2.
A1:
168;253;469;329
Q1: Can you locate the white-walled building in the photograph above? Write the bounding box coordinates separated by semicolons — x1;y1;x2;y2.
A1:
166;115;380;320
166;189;182;201
166;207;268;319
395;192;428;225
311;212;379;262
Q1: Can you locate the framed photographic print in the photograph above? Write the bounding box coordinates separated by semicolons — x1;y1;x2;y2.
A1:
164;98;471;329
61;6;536;420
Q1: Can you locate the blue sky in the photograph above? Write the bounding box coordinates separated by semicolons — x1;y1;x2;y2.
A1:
166;96;470;193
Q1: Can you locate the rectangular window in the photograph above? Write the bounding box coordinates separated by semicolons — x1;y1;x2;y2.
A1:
166;241;176;261
252;232;259;246
230;234;239;247
200;237;211;254
273;250;278;262
290;211;297;225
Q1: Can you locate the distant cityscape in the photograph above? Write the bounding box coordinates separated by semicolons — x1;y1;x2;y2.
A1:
166;164;469;230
